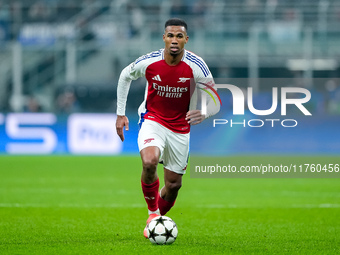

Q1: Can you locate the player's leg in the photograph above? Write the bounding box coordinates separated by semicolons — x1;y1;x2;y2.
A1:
138;120;166;238
158;130;189;215
140;146;160;214
141;146;159;184
140;146;161;238
159;168;182;215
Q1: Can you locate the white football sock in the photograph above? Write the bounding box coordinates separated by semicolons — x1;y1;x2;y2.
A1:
148;209;160;215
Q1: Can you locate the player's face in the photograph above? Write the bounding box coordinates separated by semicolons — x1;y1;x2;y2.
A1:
163;26;188;56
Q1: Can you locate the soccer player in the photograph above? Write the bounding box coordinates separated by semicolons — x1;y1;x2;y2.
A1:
115;18;219;238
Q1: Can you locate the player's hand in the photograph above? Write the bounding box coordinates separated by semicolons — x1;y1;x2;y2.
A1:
185;110;205;125
116;115;129;142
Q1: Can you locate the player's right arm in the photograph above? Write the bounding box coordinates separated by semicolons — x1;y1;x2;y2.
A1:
116;115;129;142
116;59;146;142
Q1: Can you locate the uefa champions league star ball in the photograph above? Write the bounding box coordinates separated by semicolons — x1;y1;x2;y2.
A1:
146;216;178;245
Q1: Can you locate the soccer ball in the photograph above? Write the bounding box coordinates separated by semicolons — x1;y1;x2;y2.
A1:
146;216;178;245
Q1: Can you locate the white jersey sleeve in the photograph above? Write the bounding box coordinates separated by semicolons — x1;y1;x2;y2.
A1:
116;62;144;116
116;50;163;116
194;72;220;119
185;51;220;119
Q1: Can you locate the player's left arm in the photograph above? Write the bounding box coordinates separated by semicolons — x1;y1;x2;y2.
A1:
185;110;204;125
188;64;220;125
200;77;220;119
186;85;220;125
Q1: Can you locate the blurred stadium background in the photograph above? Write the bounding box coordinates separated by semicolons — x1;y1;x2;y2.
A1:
0;0;340;154
1;3;339;254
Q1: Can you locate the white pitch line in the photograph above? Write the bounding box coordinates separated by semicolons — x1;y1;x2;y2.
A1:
0;203;340;209
197;204;340;209
0;203;145;208
292;203;340;208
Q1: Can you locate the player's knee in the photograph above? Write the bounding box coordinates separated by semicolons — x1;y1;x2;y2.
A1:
166;180;182;193
142;157;158;171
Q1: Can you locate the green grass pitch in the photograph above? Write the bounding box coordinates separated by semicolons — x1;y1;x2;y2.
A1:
0;156;339;254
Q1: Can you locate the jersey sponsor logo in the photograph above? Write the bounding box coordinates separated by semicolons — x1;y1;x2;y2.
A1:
144;138;155;144
177;77;191;83
153;83;188;98
152;75;162;81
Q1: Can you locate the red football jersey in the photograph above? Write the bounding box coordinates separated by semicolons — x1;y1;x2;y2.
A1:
117;49;213;134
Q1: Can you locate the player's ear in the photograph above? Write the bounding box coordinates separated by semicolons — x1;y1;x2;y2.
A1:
185;35;189;44
163;33;165;42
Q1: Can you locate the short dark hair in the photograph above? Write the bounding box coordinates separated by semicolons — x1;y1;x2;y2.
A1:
164;18;187;31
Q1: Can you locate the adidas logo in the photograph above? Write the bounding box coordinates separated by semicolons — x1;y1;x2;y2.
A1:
152;75;161;81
